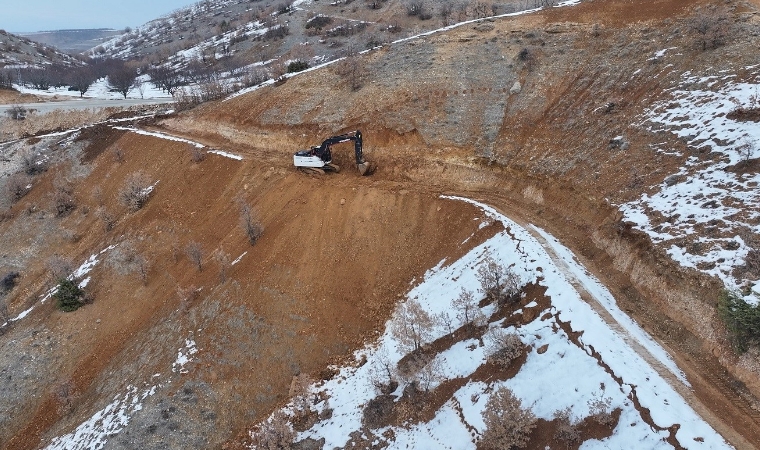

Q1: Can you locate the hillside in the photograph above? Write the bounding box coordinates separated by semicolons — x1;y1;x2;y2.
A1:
1;0;760;449
19;29;124;55
0;29;81;69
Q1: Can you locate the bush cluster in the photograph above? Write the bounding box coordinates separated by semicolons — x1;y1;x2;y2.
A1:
718;290;760;353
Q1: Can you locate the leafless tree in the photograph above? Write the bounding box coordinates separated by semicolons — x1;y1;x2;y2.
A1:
112;145;125;163
335;44;367;91
486;328;523;367
119;171;153;211
238;200;263;245
737;139;757;166
480;386;536;449
108;241;149;285
4;173;32;203
690;8;730;51
390;299;435;353
452;287;486;329
476;256;520;305
67;66;96;97
52;177;76;217
368;348;398;394
186;241;204;272
107;62;138;99
215;250;230;282
249;410;295;450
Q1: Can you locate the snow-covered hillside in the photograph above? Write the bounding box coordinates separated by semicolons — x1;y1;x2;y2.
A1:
252;197;729;450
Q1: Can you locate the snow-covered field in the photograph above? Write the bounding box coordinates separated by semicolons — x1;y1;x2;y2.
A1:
623;65;760;296
13;75;172;101
257;197;730;450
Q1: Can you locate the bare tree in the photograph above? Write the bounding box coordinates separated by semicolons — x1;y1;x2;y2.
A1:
390;299;435;353
737;139;757;166
249;410;295;450
52;176;76;216
119;171;153;211
480;386;536;449
215;250;230;282
4;173;32;203
476;257;520;305
68;66;97;97
690;8;730;51
238;200;263;245
368;348;398;394
335;45;367;91
108;241;149;285
452;287;486;329
185;241;204;272
107;62;138;99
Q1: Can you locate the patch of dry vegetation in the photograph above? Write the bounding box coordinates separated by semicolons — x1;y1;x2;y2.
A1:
0;108;121;141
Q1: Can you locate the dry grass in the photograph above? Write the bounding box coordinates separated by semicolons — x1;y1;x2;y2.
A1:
0;107;122;141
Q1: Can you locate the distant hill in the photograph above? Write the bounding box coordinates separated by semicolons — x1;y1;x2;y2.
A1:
19;29;124;54
0;29;82;69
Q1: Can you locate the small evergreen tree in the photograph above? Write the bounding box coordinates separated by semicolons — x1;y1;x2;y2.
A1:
718;290;760;353
54;279;85;312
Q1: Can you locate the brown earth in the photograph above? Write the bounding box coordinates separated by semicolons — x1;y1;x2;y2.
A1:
2;0;760;448
0;89;40;105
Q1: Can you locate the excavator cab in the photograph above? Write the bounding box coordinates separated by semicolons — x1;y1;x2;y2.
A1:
293;130;373;175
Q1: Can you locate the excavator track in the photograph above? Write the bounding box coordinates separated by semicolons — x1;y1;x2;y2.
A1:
325;163;341;173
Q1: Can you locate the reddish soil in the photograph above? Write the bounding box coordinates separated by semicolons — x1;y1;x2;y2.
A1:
2;0;760;448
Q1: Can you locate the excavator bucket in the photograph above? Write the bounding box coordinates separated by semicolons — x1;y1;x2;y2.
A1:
357;161;374;176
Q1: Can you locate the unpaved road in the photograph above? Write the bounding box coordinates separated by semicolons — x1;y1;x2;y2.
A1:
0;97;174;115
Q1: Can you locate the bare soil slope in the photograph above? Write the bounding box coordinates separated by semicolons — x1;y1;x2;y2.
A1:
2;0;760;448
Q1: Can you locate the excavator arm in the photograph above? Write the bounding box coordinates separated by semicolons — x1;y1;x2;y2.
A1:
293;130;373;175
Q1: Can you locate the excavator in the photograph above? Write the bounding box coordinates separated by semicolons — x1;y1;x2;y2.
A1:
293;130;373;175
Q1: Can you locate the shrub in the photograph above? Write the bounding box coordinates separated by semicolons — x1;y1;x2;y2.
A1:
4;172;32;203
185;241;204;272
119;171;153;211
588;394;614;427
239;201;263;245
287;60;309;73
480;386;536;449
54;278;86;312
47;256;73;282
6;105;27;120
553;407;580;444
718;289;760;353
1;271;19;292
249;410;294;449
305;15;332;30
52;178;76;217
108;241;149;285
486;329;523;367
